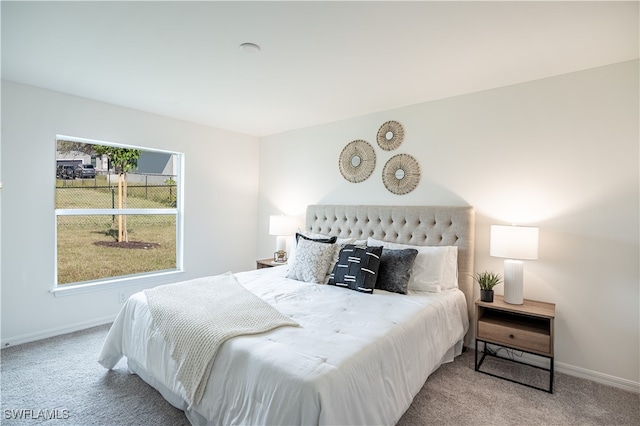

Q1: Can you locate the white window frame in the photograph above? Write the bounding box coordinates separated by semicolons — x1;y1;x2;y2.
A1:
52;135;184;297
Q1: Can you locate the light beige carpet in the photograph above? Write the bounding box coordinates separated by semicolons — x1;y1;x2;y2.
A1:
398;350;639;426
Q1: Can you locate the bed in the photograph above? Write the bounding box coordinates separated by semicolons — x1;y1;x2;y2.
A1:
99;205;475;425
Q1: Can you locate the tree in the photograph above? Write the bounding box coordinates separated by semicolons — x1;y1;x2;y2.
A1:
93;146;141;243
56;140;97;156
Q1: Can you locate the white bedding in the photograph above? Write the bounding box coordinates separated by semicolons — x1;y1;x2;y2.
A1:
99;266;469;425
142;272;299;407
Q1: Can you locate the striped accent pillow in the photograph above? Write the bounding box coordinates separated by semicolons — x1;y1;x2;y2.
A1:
328;244;383;294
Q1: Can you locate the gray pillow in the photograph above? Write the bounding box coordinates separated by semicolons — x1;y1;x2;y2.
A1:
375;248;419;294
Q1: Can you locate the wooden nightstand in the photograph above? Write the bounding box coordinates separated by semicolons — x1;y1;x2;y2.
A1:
475;295;555;393
256;258;287;269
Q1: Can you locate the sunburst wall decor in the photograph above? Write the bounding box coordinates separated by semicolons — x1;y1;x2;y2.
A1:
339;139;376;183
382;153;421;195
376;120;404;151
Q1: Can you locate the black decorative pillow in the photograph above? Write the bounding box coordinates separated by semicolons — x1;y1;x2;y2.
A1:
375;248;419;294
328;245;383;294
295;232;337;244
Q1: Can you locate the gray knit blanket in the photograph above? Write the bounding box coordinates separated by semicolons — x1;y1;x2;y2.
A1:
144;272;298;407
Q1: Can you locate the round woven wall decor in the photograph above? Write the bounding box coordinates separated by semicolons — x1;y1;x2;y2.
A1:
339;140;376;183
376;120;404;151
382;153;421;195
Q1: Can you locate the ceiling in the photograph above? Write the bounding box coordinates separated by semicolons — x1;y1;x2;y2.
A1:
2;1;638;137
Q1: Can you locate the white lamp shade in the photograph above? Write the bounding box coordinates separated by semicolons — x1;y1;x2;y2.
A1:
269;215;298;236
490;225;539;260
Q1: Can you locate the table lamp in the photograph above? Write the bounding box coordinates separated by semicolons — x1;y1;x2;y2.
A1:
490;225;539;304
269;215;298;263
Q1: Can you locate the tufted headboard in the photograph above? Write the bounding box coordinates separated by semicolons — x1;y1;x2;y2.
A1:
305;205;476;340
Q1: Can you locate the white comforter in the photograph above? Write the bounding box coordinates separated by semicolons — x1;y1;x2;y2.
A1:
99;266;469;425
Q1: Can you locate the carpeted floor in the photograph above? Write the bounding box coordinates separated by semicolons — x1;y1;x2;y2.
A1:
1;324;638;425
397;350;639;426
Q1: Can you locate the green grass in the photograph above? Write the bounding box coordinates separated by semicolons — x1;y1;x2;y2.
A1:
56;182;178;285
57;215;177;285
56;174;133;188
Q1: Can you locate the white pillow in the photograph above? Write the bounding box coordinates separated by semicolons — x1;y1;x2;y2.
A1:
286;238;336;284
367;237;458;292
440;246;459;290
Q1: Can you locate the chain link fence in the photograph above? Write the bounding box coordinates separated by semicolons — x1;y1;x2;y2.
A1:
56;173;177;231
56;173;177;210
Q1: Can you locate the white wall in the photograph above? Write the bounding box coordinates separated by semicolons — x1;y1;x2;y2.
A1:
1;81;260;345
258;61;639;389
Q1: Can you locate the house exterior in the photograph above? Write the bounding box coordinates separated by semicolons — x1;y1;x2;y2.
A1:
56;149;176;184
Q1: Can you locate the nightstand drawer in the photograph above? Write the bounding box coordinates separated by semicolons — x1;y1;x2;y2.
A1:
478;319;550;355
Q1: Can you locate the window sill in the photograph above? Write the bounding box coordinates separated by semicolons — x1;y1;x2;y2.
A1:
51;269;185;297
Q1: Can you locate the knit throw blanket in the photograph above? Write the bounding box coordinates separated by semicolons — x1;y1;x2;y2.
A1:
144;272;298;407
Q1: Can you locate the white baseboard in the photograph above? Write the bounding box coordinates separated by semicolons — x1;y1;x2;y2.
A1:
0;315;115;349
471;341;640;394
555;361;640;394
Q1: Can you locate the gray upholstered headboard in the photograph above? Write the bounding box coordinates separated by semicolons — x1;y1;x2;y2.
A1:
305;205;476;339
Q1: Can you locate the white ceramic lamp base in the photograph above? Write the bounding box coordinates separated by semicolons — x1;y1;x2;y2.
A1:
275;236;286;252
503;259;524;304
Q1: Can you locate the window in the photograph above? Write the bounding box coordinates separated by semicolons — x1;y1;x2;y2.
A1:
54;136;182;290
